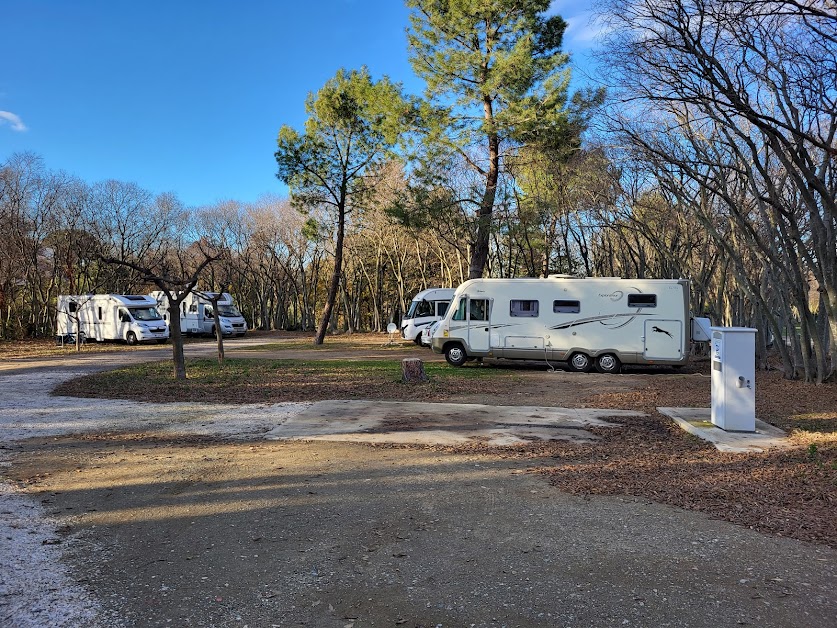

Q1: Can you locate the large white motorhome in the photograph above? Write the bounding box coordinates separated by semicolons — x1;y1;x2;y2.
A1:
151;291;248;337
400;288;456;344
56;294;169;345
431;277;696;372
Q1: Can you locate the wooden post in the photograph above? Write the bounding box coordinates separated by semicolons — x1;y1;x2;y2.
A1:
401;358;428;383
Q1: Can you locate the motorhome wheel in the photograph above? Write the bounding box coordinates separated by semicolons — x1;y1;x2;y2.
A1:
595;353;621;374
568;352;592;372
126;331;138;346
444;344;467;367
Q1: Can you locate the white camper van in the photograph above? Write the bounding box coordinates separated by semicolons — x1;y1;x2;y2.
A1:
431;277;693;372
151;291;248;337
400;288;455;343
56;294;169;345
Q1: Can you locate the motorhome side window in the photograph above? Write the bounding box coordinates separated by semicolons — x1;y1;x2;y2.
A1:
407;299;433;318
68;301;77;313
436;302;449;317
451;298;467;321
97;307;103;321
119;309;130;322
417;300;433;317
553;300;581;314
628;294;657;308
469;299;489;321
189;304;197;313
205;306;213;318
510;300;538;317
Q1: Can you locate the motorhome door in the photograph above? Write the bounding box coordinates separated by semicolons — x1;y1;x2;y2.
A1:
468;298;491;352
117;307;131;339
644;319;683;360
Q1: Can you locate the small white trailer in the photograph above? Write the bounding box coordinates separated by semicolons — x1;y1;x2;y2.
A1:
400;288;456;343
56;294;169;345
151;291;248;337
431;277;697;372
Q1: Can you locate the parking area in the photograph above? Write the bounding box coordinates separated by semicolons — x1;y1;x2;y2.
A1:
1;339;835;627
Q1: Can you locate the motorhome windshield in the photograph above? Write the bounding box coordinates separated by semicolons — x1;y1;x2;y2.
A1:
217;305;242;317
129;307;162;321
406;299;434;319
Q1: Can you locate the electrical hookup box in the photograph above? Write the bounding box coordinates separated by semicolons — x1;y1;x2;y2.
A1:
710;327;757;432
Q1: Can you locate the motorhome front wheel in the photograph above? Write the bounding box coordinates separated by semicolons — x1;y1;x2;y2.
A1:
126;331;138;346
568;352;592;372
444;344;467;367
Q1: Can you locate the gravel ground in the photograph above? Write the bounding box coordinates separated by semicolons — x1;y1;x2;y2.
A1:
1;343;836;627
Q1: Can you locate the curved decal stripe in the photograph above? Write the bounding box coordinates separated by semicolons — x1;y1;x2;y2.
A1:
550;313;653;330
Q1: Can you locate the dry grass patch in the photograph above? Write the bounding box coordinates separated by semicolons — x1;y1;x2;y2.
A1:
53;357;521;404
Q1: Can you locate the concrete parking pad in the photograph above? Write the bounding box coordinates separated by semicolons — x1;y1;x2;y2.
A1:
660;407;790;453
264;400;638;446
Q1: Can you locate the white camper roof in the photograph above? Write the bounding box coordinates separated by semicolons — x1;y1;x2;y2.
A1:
108;294;159;307
411;288;456;302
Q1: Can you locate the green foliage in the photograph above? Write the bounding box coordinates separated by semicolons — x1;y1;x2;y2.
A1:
406;0;574;150
275;67;408;214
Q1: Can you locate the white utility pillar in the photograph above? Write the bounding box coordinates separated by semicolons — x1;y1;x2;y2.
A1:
710;327;756;432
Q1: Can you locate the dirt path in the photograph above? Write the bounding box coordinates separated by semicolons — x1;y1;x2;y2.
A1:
6;436;835;628
1;342;836;627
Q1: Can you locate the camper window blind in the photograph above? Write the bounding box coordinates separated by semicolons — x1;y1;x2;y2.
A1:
510;300;539;317
628;294;657;307
553;300;580;313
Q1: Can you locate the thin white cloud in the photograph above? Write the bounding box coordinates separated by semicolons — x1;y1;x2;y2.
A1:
565;13;613;44
0;111;28;132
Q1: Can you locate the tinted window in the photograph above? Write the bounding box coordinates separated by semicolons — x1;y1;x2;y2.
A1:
469;299;489;321
628;294;657;308
510;300;539;317
553;300;581;314
451;298;467;321
436;302;449;317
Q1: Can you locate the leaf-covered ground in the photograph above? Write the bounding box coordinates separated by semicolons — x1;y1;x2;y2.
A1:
52;352;837;547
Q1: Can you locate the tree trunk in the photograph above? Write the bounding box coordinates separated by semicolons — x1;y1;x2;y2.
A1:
315;204;346;345
169;310;187;380
213;307;225;367
469;103;500;279
401;358;428;383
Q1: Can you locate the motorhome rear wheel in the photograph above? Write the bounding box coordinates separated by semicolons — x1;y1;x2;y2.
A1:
595;353;621;374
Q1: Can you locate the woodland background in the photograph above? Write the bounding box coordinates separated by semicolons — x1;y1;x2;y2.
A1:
1;0;834;382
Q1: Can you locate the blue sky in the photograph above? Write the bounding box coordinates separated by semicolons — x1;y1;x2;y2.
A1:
0;0;602;208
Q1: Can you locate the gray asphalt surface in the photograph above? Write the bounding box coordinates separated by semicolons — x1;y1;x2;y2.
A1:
1;341;835;628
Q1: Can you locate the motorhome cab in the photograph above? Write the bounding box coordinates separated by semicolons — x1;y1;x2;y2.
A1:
401;288;455;343
56;294;169;345
152;291;248;337
431;277;693;372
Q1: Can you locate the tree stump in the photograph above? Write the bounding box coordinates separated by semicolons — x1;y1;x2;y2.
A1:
401;358;428;383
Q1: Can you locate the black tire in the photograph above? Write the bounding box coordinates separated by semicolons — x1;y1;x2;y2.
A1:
126;331;138;346
567;351;592;372
595;353;621;374
444;343;468;367
157;338;168;344
414;334;423;345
